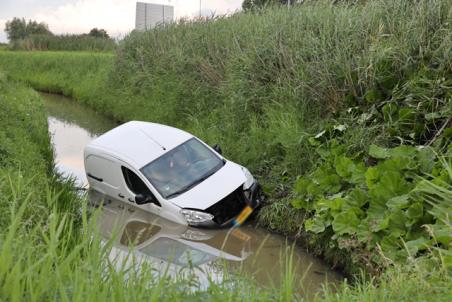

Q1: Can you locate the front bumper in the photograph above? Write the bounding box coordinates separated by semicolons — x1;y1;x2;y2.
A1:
191;182;265;229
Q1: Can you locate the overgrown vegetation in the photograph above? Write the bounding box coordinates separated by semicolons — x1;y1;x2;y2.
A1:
0;0;450;280
8;34;117;51
0;75;299;301
3;17;115;51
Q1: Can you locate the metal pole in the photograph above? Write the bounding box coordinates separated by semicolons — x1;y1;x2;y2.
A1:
199;0;202;17
288;0;291;8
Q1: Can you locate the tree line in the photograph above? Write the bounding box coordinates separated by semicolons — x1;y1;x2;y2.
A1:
4;17;110;42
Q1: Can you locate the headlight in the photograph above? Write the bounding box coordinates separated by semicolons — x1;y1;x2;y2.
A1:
180;209;214;225
241;166;255;190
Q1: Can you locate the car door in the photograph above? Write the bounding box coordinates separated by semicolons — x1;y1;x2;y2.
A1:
85;154;124;199
119;164;162;215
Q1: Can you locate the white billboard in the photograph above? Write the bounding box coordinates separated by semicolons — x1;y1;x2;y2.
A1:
136;2;174;30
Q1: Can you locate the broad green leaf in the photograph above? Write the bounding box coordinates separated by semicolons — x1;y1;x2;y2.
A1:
406;202;423;220
380;235;404;262
332;209;360;235
350;162;366;184
369;171;412;204
365;167;379;189
335;156;354;179
291;198;308;209
405;237;430;256
387;195;410;210
389;145;416;159
379;156;415;172
330;197;346;212
369;144;390;159
294;177;310;196
388;210;407;237
424;224;452;246
306;182;322;197
366;207;390;232
347;188;369;208
305;218;326;234
356;222;372;243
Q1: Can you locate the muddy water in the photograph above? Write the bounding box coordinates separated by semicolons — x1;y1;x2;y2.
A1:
42;92;343;298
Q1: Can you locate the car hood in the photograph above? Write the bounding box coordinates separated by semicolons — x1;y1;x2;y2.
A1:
169;161;246;210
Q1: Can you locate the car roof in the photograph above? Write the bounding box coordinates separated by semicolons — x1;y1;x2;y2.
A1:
87;121;193;169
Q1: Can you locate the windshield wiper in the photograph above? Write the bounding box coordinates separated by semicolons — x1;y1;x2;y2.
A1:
166;170;217;199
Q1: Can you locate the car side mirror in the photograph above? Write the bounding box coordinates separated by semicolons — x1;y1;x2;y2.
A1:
135;194;147;204
135;193;161;207
213;144;222;155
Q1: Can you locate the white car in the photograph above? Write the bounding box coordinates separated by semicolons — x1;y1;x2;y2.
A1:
84;121;264;227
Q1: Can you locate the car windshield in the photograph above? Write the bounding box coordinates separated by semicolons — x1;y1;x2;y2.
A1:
140;138;224;199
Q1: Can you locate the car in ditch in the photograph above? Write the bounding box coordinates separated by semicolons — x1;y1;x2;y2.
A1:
84;121;264;228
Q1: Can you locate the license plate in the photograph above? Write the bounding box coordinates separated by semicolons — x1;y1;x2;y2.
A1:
233;205;253;226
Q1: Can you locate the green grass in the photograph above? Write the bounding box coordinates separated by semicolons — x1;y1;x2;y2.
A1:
0;75;294;301
9;34;117;52
0;0;450;278
0;0;451;300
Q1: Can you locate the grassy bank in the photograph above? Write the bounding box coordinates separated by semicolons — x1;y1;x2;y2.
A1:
0;75;301;301
0;0;450;276
0;75;450;302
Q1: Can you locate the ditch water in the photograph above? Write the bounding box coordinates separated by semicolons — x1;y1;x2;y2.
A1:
42;92;343;298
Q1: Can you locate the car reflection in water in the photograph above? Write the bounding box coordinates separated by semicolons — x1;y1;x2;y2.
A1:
90;189;252;288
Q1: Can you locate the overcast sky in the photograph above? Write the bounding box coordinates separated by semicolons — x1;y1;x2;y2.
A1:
0;0;243;43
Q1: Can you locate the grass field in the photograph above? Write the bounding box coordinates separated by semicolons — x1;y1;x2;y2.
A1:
9;34;117;52
0;0;451;299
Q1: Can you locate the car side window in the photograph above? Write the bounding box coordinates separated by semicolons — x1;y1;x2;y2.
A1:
121;166;153;196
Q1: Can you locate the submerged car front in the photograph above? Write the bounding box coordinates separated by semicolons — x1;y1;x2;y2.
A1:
140;137;264;228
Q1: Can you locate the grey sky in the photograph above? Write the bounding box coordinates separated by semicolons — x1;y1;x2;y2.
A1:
0;0;243;42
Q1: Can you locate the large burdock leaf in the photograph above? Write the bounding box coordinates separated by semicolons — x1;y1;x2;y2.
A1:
405;237;430;256
305;217;326;234
347;188;369;208
387;194;410;209
369;144;390;159
369;171;412;204
380;234;404;262
424;224;452;246
388;145;417;159
291;198;309;210
405;202;424;226
365;167;380;189
332;209;361;235
388;209;407;237
294;177;310;196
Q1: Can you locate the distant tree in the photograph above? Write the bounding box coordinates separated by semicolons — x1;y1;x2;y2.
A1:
88;28;110;39
5;18;52;41
27;20;52;35
5;18;27;41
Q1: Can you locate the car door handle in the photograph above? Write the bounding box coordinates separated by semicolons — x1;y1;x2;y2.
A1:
87;173;103;182
118;193;124;198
